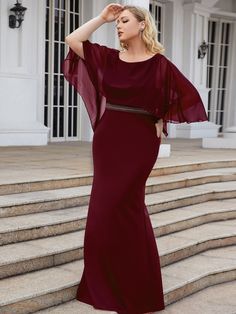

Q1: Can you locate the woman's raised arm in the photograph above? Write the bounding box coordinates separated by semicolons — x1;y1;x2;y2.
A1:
65;3;124;59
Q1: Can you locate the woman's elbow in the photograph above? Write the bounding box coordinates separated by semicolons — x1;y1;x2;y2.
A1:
65;36;71;44
65;37;75;49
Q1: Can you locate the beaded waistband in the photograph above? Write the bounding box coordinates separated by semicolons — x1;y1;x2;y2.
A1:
106;102;153;116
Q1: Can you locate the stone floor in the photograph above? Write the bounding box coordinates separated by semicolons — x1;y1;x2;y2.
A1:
0;138;235;185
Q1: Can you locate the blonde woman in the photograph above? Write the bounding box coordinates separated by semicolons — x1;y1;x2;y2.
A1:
62;3;208;314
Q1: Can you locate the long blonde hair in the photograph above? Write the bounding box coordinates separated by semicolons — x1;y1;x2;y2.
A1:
119;5;165;54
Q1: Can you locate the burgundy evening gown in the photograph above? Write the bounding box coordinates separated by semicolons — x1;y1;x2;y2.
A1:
62;40;208;314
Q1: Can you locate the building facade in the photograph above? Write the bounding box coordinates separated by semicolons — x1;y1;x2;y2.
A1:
0;0;236;147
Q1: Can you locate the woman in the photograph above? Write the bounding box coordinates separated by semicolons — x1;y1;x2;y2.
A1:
62;4;208;314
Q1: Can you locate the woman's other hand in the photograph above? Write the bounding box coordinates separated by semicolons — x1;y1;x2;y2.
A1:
155;119;163;138
100;3;124;23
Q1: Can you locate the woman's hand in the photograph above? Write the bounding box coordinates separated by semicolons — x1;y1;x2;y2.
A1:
155;119;163;138
99;3;124;23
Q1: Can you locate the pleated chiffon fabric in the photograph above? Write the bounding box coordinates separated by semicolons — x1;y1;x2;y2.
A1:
62;40;208;136
61;39;208;313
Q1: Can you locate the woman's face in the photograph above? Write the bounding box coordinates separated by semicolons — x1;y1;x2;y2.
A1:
115;10;144;43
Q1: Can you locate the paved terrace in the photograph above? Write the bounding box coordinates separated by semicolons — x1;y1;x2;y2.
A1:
0;139;235;185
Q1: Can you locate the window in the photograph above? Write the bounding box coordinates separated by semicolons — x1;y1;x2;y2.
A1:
44;0;80;141
207;19;232;132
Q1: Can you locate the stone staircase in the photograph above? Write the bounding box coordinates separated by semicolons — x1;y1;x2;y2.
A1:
0;160;236;313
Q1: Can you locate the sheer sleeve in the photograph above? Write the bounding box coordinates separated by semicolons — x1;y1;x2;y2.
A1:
61;40;110;132
160;56;208;136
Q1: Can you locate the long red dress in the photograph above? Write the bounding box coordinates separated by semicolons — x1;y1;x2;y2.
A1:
62;40;208;314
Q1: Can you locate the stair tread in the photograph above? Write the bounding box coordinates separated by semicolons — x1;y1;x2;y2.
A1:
0;198;235;234
151;199;236;227
0;217;235;268
0;205;88;233
1;166;236;192
145;181;236;204
35;280;236;314
159;280;236;314
1;161;236;187
36;299;117;314
35;281;236;314
157;219;236;255
0;186;92;207
162;245;236;291
0;192;236;234
148;167;236;185
0;245;235;306
0;180;236;209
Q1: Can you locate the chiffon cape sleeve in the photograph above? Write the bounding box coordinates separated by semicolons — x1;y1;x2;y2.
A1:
61;40;109;132
156;55;208;136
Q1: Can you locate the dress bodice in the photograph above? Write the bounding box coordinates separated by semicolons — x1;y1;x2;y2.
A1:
62;40;208;136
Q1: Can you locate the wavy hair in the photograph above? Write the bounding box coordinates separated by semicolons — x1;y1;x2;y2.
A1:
118;5;165;54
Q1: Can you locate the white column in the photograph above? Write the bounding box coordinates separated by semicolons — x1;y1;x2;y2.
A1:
0;0;49;146
174;2;219;139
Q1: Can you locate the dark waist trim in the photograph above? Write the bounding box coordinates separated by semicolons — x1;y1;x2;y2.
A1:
106;102;153;116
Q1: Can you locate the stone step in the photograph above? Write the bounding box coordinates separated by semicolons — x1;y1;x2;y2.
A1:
160;280;236;314
0;188;235;246
34;280;236;313
36;299;117;314
0;182;236;245
0;215;235;279
0;186;91;218
162;245;236;305
1;160;236;196
147;166;236;193
157;218;236;266
152;198;236;236
1;175;236;218
0;245;235;313
146;181;236;214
